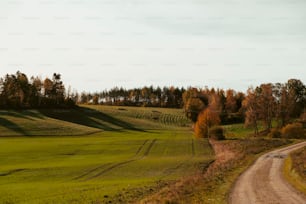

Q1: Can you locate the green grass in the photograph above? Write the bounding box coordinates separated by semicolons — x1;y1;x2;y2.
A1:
1;105;298;203
0;110;99;136
0;106;191;137
0;106;213;203
81;105;191;129
223;123;254;139
223;123;266;139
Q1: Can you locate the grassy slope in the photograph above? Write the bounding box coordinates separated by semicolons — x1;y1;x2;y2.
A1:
0;110;99;136
0;106;214;203
283;146;306;194
81;105;191;129
0;105;189;136
1;106;302;203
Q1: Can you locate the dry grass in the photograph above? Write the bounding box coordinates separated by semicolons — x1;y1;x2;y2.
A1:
139;138;292;204
291;146;306;181
283;146;306;194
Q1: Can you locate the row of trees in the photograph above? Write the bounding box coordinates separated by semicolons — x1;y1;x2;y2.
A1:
183;79;306;137
0;71;76;108
183;87;245;137
1;71;305;138
78;86;185;108
243;79;306;135
0;71;186;109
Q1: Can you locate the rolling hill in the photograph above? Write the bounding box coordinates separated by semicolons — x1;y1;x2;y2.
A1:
0;105;214;203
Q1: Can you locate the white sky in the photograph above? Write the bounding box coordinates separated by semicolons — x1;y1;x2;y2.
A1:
0;0;305;92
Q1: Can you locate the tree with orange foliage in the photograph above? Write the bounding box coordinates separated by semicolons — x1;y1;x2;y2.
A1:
243;87;260;135
194;94;222;138
183;88;208;122
195;107;221;138
225;89;237;113
257;83;275;130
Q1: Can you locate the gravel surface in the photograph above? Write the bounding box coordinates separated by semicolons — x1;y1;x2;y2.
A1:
229;141;306;204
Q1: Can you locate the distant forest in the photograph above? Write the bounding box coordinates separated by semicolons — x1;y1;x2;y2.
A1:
0;71;75;109
182;79;306;137
0;71;305;133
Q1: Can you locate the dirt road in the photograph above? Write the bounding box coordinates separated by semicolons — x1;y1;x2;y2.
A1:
229;141;306;204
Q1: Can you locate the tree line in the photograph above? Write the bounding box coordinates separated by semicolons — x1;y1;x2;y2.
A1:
183;79;306;137
183;87;245;137
0;71;186;109
0;71;76;109
78;86;185;108
1;71;305;138
243;79;306;135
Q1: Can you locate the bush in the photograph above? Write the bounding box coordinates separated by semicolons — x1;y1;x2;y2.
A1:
194;121;207;138
209;126;225;140
298;112;306;128
268;128;282;138
281;123;305;139
194;108;221;138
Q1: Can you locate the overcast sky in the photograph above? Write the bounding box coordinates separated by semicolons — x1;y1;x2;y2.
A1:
0;0;305;92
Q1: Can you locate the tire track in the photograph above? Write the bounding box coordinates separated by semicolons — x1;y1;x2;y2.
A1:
135;139;149;156
161;138;196;179
229;141;306;204
160;162;186;179
75;139;157;181
144;139;157;156
72;163;111;180
0;168;26;176
85;159;137;180
87;139;157;179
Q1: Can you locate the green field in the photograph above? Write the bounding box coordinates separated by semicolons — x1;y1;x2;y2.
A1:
0;106;214;203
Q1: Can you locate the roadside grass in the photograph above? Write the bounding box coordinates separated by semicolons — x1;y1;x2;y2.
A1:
141;138;293;203
190;138;293;204
0;106;213;203
283;146;306;194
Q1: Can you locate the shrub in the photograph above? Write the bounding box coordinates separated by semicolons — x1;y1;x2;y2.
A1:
281;123;305;139
298;112;306;128
194;121;207;138
209;126;225;140
268;128;282;138
194;108;220;138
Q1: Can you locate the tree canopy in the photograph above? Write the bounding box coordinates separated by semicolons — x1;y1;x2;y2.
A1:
0;71;76;109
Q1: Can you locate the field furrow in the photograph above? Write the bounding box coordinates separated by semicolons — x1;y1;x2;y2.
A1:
144;139;157;156
135;139;149;156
